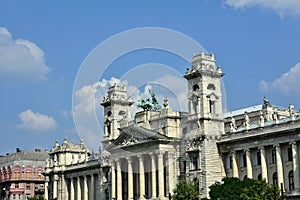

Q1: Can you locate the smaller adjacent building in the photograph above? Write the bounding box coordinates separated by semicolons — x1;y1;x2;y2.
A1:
0;148;48;200
44;138;102;200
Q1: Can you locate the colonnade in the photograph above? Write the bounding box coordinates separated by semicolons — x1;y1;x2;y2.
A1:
111;151;176;200
229;141;300;192
47;173;100;200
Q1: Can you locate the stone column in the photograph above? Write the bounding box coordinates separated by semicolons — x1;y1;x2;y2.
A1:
157;151;165;198
77;177;81;200
150;153;156;198
45;179;49;200
83;176;88;200
189;100;193;114
111;162;116;199
70;178;75;200
292;142;300;191
231;151;238;178
138;155;145;199
275;144;284;189
245;149;253;179
168;152;175;196
127;157;134;200
98;172;102;199
61;175;68;200
90;175;94;200
259;147;268;183
116;160;122;200
53;174;58;200
197;97;201;113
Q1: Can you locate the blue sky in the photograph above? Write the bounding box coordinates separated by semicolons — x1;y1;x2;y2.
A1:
0;0;300;153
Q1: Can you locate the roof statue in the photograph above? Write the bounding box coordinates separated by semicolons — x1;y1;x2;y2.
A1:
137;89;161;111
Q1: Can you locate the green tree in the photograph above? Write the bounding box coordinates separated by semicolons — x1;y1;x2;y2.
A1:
28;196;45;200
209;177;280;200
172;181;200;200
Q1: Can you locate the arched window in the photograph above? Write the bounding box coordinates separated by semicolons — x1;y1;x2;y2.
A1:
273;172;278;186
289;170;294;191
257;174;262;181
207;83;216;90
193;84;199;91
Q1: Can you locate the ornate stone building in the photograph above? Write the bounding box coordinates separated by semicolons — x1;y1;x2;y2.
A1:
0;148;48;200
44;138;102;200
46;52;300;200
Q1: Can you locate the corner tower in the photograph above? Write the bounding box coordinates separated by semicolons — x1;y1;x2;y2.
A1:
184;52;225;198
101;83;133;149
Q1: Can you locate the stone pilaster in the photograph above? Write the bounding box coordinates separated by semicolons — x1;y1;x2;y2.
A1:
70;178;75;200
245;149;253;179
292;142;300;191
231;151;238;178
259;147;268;183
90;175;94;200
167;152;175;196
77;177;81;200
83;176;88;200
127;157;134;200
275;144;284;190
150;152;156;198
116;160;122;200
53;174;58;200
138;155;145;199
111;162;116;199
61;175;68;200
157;151;165;199
45;179;49;200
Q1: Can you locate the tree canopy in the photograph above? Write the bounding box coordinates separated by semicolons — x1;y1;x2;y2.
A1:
172;180;200;200
209;177;281;200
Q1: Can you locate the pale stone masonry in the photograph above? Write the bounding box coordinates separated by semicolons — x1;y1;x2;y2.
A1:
45;52;300;200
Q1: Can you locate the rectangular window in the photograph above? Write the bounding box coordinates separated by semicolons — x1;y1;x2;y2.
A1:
241;153;247;168
192;156;199;170
15;183;19;188
26;172;31;180
257;151;261;166
209;100;215;114
227;156;233;169
26;184;30;190
272;150;276;164
288;147;293;162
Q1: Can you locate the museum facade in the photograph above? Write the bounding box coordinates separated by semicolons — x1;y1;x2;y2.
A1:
45;52;300;200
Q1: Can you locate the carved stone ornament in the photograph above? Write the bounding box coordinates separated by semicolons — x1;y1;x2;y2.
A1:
121;135;139;146
186;136;205;152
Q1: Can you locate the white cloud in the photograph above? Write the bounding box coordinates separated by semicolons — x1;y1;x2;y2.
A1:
0;27;50;81
260;62;300;95
18;109;57;131
224;0;300;17
60;110;72;119
153;74;188;111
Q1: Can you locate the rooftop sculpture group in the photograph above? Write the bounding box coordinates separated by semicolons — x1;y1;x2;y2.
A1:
137;89;161;111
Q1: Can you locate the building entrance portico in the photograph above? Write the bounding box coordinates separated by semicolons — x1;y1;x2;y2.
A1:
107;149;176;200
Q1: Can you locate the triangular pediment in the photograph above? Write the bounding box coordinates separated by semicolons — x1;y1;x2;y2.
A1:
110;125;169;148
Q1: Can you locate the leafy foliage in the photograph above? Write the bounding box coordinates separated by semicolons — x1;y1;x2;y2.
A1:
172;180;200;200
28;196;45;200
209;177;281;200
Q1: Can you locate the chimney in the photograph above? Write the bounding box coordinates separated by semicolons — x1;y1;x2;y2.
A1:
16;148;21;153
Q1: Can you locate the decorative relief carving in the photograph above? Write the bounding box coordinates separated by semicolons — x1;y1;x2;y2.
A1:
186;136;205;152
